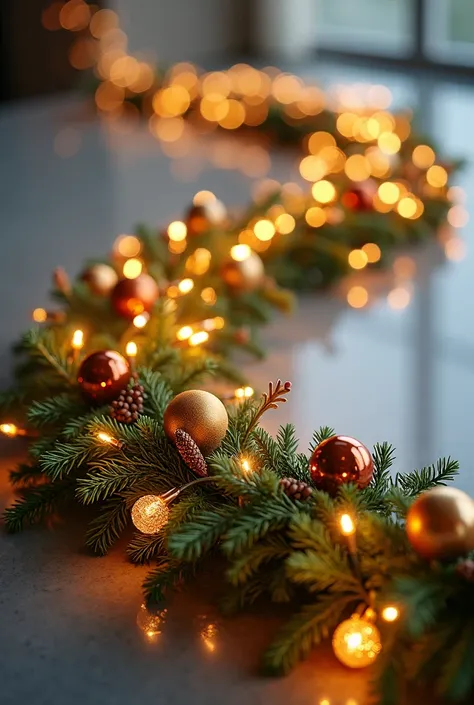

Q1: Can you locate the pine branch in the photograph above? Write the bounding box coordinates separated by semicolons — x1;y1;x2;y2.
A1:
226;533;290;586
241;379;291;448
3;480;73;532
222;497;296;556
85;498;129;555
137;368;173;419
168;506;241;562
143;557;192;603
127;532;166;564
309;426;335;451
9;462;43;486
262;594;355;675
371;442;396;493
395;457;459;495
76;462;147;505
28;393;85;427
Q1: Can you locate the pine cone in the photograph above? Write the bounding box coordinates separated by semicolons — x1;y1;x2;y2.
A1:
280;477;312;501
175;428;208;477
110;381;145;424
456;559;474;582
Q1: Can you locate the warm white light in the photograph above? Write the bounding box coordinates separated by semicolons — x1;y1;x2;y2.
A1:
340;514;356;536
123;258;143;279
131;495;169;534
0;423;18;437
167;221;187;242
241;459;252;473
235;386;254;399
230;244;251;261
32;308;47;323
133;313;149;329
177;326;193;341
178;278;194;294
97;432;114;444
189;331;209;346
381;606;400;623
126;341;138;357
71;329;84;350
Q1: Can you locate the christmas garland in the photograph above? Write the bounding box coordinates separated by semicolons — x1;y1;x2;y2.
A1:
52;6;465;291
3;353;473;703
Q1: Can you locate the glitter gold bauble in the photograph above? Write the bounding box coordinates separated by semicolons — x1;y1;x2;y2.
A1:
77;350;131;404
81;263;118;296
164;390;228;457
111;274;159;319
221;253;265;293
186;199;227;235
131;495;169;534
332;614;382;669
309;435;374;496
406;486;474;560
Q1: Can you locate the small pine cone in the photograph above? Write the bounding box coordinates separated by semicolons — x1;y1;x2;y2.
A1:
456;559;474;582
280;477;312;501
175;429;208;478
110;382;145;424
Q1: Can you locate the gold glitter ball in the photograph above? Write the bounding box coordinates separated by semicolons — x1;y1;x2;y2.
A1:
332;615;382;669
131;495;169;534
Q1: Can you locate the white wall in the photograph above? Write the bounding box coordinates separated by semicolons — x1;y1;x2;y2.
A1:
112;0;243;64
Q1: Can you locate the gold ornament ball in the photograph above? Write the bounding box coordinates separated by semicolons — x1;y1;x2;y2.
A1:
164;390;228;457
111;274;159;319
221;253;265;293
186;199;227;235
406;486;474;560
332;615;382;669
131;495;169;534
81;264;118;296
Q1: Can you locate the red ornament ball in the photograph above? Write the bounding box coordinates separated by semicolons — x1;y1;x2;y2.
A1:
342;187;373;211
78;350;131;404
186;199;227;235
309;435;374;495
111;274;159;319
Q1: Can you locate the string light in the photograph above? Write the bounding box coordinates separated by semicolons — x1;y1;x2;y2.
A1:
253;219;275;241
178;278;194;294
230;244;251;261
71;329;84;350
348;250;368;270
167;221;187;242
133;313;149;329
0;423;22;437
136;603;167;642
312;180;336;204
347;286;369;309
115;235;141;258
97;431;124;449
362;243;381;263
235;386;254;399
241;459;252;473
32;308;47;323
123;258;143;279
189;331;209;346
131;495;170;534
340;514;356;536
332;613;382;668
177;325;193;341
381;606;400;623
126;341;138;358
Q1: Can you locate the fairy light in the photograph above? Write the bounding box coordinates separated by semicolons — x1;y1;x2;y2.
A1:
348;249;368;270
115;235;141;258
241;459;252;473
133;313;149;329
230;244;251;261
71;329;84;350
397;197;417;219
131;495;169;534
381;606;400;623
378;182;400;205
412;145;435;169
189;331;209;346
177;326;193;341
347;286;369;309
275;213;295;234
167;221;187;242
311;180;336;204
136;603;167;642
193;190;216;205
362;243;381;263
340;514;356;536
235;386;254;400
0;423;20;437
32;308;47;323
123;258;143;279
97;431;123;449
178;278;194;294
426;165;448;188
332;613;382;668
387;287;411;310
378;132;401;155
201;287;217;305
253;219;275;241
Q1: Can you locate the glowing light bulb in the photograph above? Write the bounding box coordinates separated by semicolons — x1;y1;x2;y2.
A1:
167;221;187;242
177;326;193;341
0;423;19;437
123;258;143;279
381;606;399;623
332;614;382;668
131;495;169;534
230;244;251;261
241;459;252;473
340;514;356;536
348;250;368;270
71;329;84;350
126;341;138;358
133;313;149;329
96;432;123;448
189;331;209;346
235;386;254;399
136;603;167;642
32;308;47;323
178;278;194;294
115;235;141;258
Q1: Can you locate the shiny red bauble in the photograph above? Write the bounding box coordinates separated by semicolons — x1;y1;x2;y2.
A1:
309;435;374;496
111;274;159;320
77;350;131;404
